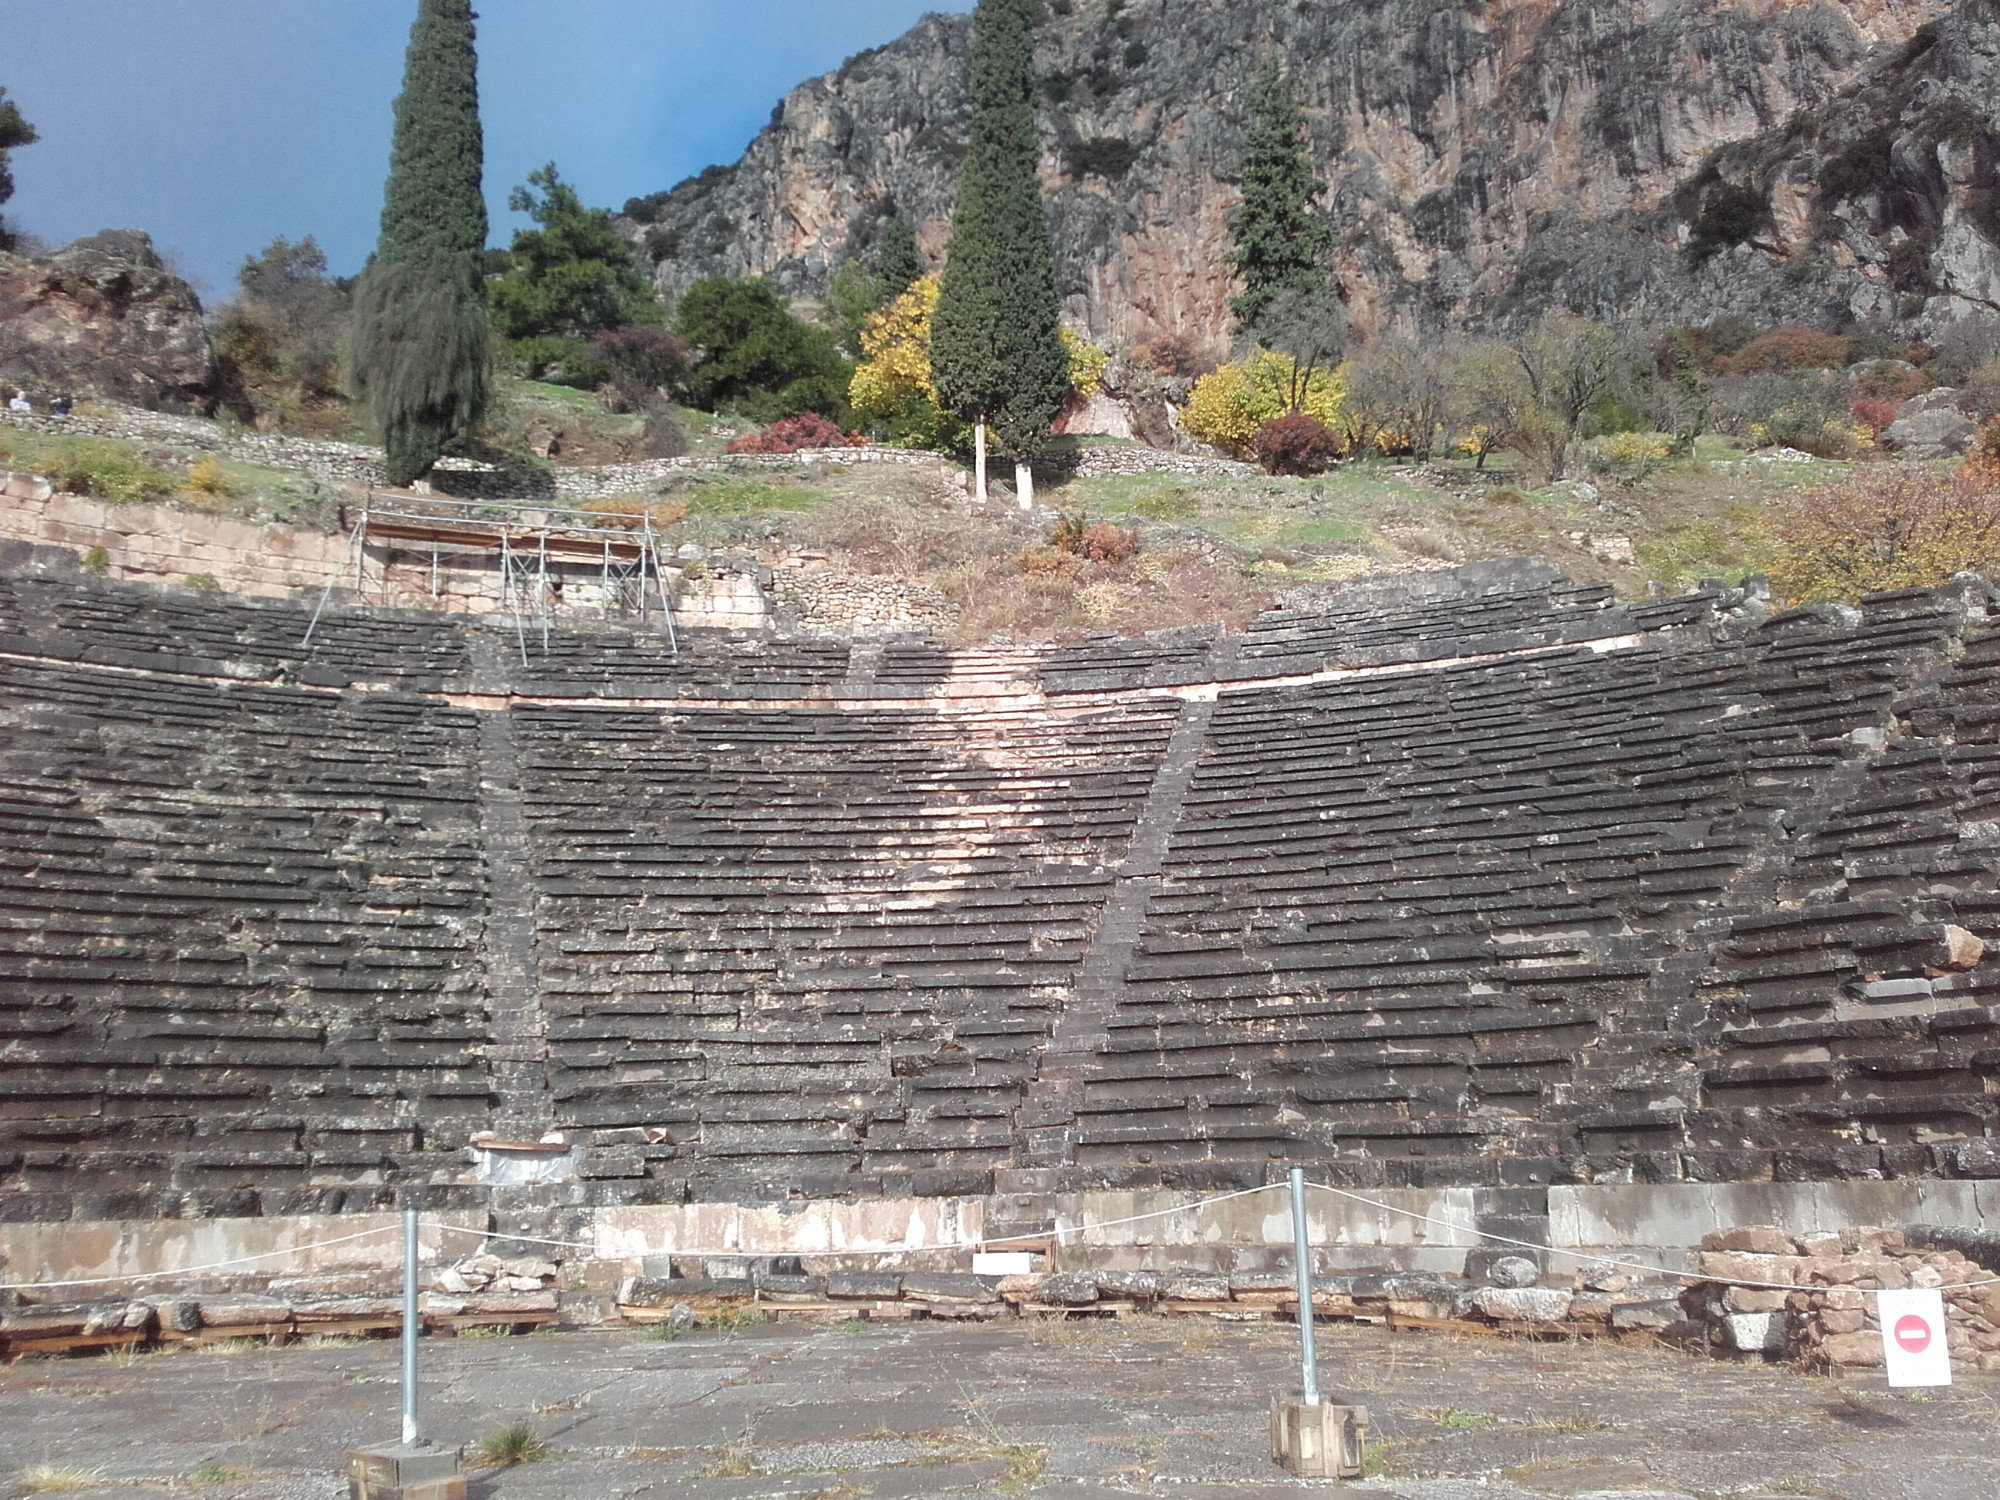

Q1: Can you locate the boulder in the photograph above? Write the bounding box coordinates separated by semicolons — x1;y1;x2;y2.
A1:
1884;405;1975;458
0;231;219;409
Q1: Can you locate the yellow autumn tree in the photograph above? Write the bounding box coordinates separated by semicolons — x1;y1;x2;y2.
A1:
1060;325;1108;396
1179;349;1344;458
848;274;960;449
850;274;1105;450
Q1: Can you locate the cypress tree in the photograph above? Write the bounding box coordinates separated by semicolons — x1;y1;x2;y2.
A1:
1227;60;1332;330
0;87;37;251
875;215;924;300
930;0;1070;507
348;0;491;486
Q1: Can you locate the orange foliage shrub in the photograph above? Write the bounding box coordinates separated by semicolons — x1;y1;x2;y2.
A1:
1715;326;1852;375
1046;514;1140;563
726;414;865;454
1849;397;1901;440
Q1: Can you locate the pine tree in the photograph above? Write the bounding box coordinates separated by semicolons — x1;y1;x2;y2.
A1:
1227;60;1332;330
876;215;924;300
348;0;491;486
929;0;1070;507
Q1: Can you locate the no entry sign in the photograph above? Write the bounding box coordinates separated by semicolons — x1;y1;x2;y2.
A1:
1877;1288;1952;1387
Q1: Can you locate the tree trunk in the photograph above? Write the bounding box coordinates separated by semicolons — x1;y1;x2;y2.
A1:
974;421;988;503
1015;461;1034;511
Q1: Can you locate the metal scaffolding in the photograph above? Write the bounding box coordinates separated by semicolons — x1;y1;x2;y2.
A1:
301;492;679;663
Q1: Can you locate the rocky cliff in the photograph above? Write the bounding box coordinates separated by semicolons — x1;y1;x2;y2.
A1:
0;230;219;409
626;0;2000;345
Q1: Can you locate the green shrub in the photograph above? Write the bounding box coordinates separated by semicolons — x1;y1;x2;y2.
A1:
677;276;853;423
41;438;176;505
81;546;109;574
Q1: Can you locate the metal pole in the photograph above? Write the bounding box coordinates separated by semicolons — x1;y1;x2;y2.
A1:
1290;1166;1319;1406
401;1206;420;1446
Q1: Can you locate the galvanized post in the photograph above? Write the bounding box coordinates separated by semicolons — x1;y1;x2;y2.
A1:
401;1206;420;1446
1290;1166;1319;1406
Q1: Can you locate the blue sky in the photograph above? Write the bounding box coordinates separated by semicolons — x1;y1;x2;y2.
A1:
4;1;970;297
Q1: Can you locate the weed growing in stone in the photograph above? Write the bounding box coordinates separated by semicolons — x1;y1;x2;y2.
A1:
472;1422;549;1468
187;1463;243;1486
15;1466;105;1494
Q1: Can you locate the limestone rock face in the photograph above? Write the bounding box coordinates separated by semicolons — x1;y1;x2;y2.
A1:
0;230;218;409
626;0;1992;343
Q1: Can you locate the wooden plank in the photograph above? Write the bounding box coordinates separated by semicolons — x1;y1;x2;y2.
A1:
1388;1312;1499;1336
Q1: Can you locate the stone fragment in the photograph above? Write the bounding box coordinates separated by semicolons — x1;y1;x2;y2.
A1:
1822;1331;1886;1367
825;1271;903;1301
1725;1311;1786;1352
1952;1140;2000;1178
1697;1252;1798;1285
1471;1287;1573;1323
1566;1292;1616;1323
1162;1275;1230;1302
1093;1270;1160;1300
198;1298;291;1327
900;1273;999;1304
1487;1255;1542;1288
1942;924;1985;971
1820;1309;1865;1334
1702;1228;1800;1255
1036;1272;1101;1307
1609;1299;1685;1332
1725;1287;1790;1314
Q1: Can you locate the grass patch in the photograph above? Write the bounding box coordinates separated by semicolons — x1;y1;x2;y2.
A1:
23;435;177;505
677;475;820;515
472;1422;549;1468
186;1463;243;1486
15;1467;105;1494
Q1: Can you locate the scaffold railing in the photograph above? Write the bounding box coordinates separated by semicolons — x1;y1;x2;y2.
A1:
302;491;679;663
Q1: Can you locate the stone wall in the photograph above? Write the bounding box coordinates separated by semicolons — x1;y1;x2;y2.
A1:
0;475;770;629
1686;1224;2000;1372
1;407;953;503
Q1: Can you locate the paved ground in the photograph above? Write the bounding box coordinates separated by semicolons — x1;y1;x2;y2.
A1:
1;1318;1994;1499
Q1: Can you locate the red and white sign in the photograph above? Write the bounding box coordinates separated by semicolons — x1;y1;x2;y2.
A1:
1878;1288;1952;1387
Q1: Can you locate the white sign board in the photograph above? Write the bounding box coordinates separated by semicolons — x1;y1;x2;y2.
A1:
972;1251;1034;1275
1878;1288;1952;1387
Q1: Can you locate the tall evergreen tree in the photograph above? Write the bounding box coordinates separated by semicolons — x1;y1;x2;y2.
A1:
1227;60;1332;330
929;0;1070;507
348;0;490;486
876;215;924;300
0;87;38;251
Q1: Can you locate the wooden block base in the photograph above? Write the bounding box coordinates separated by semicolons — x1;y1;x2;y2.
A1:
1270;1398;1367;1479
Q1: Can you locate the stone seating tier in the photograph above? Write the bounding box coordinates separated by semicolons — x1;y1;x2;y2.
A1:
0;557;1994;1216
